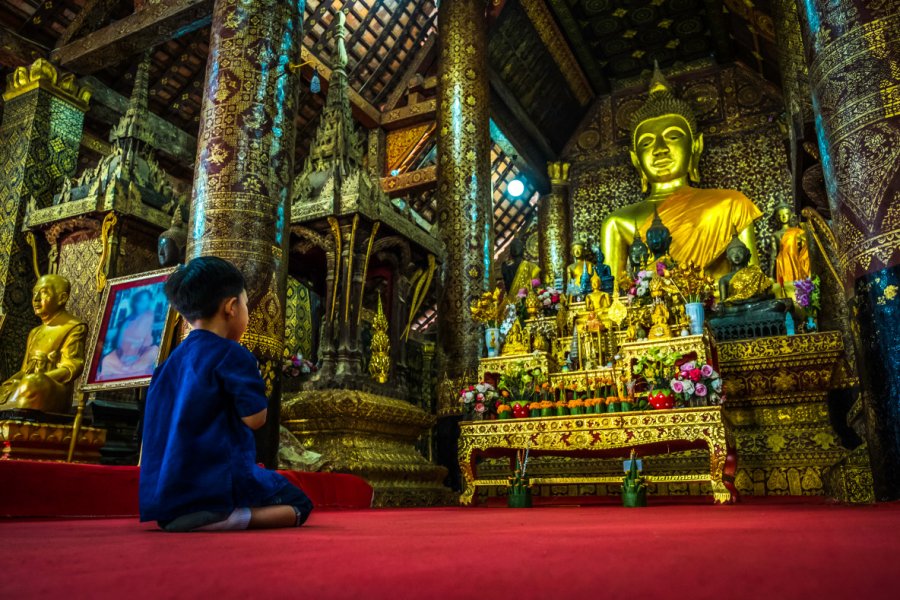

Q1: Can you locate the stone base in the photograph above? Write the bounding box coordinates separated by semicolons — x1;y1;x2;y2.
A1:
823;445;875;504
0;420;107;463
281;389;453;507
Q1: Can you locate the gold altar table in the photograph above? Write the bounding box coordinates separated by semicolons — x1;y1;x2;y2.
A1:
457;406;737;505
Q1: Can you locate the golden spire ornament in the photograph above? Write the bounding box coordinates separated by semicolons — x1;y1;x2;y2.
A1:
369;296;390;384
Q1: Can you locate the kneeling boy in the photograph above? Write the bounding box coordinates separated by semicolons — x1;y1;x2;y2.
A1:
140;256;313;532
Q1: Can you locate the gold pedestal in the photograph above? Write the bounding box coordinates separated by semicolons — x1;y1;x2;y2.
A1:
0;420;106;463
282;390;452;507
719;332;870;498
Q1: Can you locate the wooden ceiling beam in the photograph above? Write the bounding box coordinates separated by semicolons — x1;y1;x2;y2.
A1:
543;0;609;94
51;0;213;74
0;25;46;67
54;0;123;49
380;165;437;198
381;98;436;131
79;75;198;166
488;67;556;160
383;34;436;111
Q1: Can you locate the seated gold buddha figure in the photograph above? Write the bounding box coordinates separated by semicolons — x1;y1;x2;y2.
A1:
585;274;611;314
565;238;595;297
770;202;810;282
601;64;763;281
0;274;87;415
718;235;789;314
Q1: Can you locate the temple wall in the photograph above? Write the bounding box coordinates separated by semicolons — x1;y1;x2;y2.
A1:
563;63;792;276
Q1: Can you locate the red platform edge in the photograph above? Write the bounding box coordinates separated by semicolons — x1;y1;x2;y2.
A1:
0;460;374;518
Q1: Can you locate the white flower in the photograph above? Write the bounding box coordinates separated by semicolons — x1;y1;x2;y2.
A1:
711;378;722;393
475;383;486;394
681;380;695;395
465;391;475;402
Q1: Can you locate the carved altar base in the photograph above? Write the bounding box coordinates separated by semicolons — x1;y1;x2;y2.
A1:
458;406;736;505
282;389;453;507
0;420;107;463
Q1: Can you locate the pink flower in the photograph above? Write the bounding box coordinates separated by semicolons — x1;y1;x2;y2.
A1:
670;380;684;394
700;364;714;378
551;294;559;303
517;288;527;299
694;383;708;397
689;368;701;382
629;287;637;296
474;402;486;413
656;262;666;276
531;278;541;287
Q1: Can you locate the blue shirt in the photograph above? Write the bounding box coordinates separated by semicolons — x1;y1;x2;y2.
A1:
139;329;287;522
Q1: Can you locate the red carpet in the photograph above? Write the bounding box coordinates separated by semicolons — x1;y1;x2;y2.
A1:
0;460;373;517
3;501;900;599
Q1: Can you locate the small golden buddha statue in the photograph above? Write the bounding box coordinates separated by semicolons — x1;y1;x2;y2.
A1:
770;202;810;282
585;274;611;314
719;235;776;304
601;64;763;281
501;320;529;356
502;239;541;307
566;238;595;296
0;274;87;415
648;299;671;339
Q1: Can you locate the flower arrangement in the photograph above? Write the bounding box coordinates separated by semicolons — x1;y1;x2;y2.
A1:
459;382;500;420
470;287;505;329
283;353;317;378
633;348;683;391
669;261;715;304
670;361;724;408
627;269;655;303
794;275;821;315
498;364;546;405
497;403;512;419
533;280;562;315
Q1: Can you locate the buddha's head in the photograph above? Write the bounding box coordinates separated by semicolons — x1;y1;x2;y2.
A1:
508;238;525;261
628;231;649;267
158;204;188;267
773;201;794;227
591;274;602;292
31;274;70;323
646;210;672;258
572;241;586;260
630;63;702;193
725;234;751;268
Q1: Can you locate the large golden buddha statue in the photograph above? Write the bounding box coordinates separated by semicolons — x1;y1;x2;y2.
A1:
502;239;541;306
0;274;87;415
601;65;763;281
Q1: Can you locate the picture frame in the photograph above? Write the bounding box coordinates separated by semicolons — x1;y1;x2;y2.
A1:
82;267;178;392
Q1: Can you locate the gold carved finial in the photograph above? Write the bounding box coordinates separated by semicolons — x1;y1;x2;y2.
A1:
3;58;90;109
648;60;671;95
369;295;390;384
547;161;570;186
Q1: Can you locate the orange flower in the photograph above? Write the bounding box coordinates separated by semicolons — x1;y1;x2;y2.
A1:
541;382;550;390
540;400;553;409
501;390;510;398
569;399;584;408
529;402;542;410
497;404;512;413
606;396;618;405
555;400;567;408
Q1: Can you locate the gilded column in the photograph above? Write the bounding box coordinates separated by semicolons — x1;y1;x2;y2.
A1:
797;1;900;500
0;59;89;375
436;0;492;382
435;0;491;490
188;0;304;467
538;161;571;288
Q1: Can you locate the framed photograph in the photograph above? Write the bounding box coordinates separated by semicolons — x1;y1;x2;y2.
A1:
82;267;178;392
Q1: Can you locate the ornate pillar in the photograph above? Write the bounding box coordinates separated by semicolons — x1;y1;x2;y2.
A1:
538;161;571;289
436;0;491;490
436;0;492;381
188;0;304;467
0;59;89;376
797;1;900;500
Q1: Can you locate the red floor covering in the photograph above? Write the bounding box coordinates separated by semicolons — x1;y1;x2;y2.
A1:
0;460;373;517
3;501;900;599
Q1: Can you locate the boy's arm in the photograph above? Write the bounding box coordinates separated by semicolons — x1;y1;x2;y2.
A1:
241;408;267;430
217;345;270;428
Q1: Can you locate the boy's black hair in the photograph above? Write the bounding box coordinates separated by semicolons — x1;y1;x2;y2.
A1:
164;256;246;322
